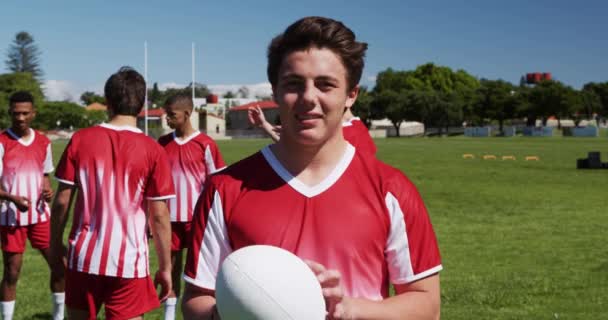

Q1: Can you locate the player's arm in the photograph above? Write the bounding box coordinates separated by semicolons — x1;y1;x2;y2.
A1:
248;106;280;142
49;182;75;276
148;199;172;301
308;261;439;320
182;284;218;319
340;276;440;320
42;143;55;201
42;174;54;201
0;189;30;212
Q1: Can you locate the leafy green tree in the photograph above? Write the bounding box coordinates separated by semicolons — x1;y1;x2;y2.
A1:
374;63;479;135
80;91;105;105
474;79;518;134
85;110;108;126
582;82;608;118
34;101;87;130
0;72;45;128
405;89;447;136
223;91;236;99
351;86;373;127
149;82;161;105
527;80;578;128
576;90;601;126
372;90;402;136
5;32;43;80
374;68;418;93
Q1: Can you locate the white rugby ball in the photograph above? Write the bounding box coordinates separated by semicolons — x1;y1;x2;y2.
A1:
215;245;326;320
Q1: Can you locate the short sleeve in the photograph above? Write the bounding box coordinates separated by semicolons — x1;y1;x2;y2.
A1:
44;144;54;173
384;176;442;284
183;179;233;290
204;142;226;174
145;148;176;200
55;139;77;186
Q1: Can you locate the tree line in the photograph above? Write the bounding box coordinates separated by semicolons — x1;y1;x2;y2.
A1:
352;63;608;136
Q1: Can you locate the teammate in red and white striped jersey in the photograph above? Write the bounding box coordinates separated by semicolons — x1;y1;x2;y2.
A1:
0;128;52;226
157;94;225;320
0;91;64;320
182;17;441;320
51;67;174;320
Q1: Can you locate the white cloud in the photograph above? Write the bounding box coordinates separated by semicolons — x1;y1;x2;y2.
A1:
42;80;77;102
42;80;103;105
208;82;272;98
158;82;186;90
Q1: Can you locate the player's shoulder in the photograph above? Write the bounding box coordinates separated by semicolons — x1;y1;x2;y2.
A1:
33;130;51;144
192;131;219;146
207;151;265;189
351;117;365;126
356;152;418;194
352;119;371;134
70;125;102;139
0;130;10;143
66;125;106;146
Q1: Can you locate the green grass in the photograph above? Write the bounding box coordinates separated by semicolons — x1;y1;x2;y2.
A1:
10;136;608;319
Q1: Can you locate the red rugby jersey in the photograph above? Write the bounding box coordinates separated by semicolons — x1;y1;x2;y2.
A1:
158;131;225;222
184;144;441;300
55;123;175;278
0;129;53;226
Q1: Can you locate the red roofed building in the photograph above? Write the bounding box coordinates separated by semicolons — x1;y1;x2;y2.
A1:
228;100;279;130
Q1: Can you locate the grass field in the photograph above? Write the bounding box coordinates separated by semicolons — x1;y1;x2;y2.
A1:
10;136;608;319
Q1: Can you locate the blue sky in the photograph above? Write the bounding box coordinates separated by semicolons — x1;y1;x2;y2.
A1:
1;0;607;102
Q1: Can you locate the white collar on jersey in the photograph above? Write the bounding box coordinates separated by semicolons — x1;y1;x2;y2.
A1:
99;123;143;133
261;143;356;198
7;128;36;146
342;117;361;127
173;130;201;145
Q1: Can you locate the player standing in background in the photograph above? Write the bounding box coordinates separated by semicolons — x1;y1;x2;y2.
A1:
248;102;377;155
50;67;174;320
182;16;441;319
157;94;225;320
0;91;65;320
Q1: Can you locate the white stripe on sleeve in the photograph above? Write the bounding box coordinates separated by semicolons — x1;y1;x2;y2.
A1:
44;144;54;173
183;190;232;290
384;191;415;283
204;145;217;174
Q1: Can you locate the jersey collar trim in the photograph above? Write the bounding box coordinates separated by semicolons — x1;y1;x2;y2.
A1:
173;130;201;145
260;143;356;198
99;123;143;133
342;117;361;127
7;128;35;146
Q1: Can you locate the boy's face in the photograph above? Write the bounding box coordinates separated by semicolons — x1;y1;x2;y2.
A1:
272;47;358;147
163;104;190;129
9;102;36;133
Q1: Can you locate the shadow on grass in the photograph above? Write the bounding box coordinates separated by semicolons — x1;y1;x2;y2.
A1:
30;312;52;319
